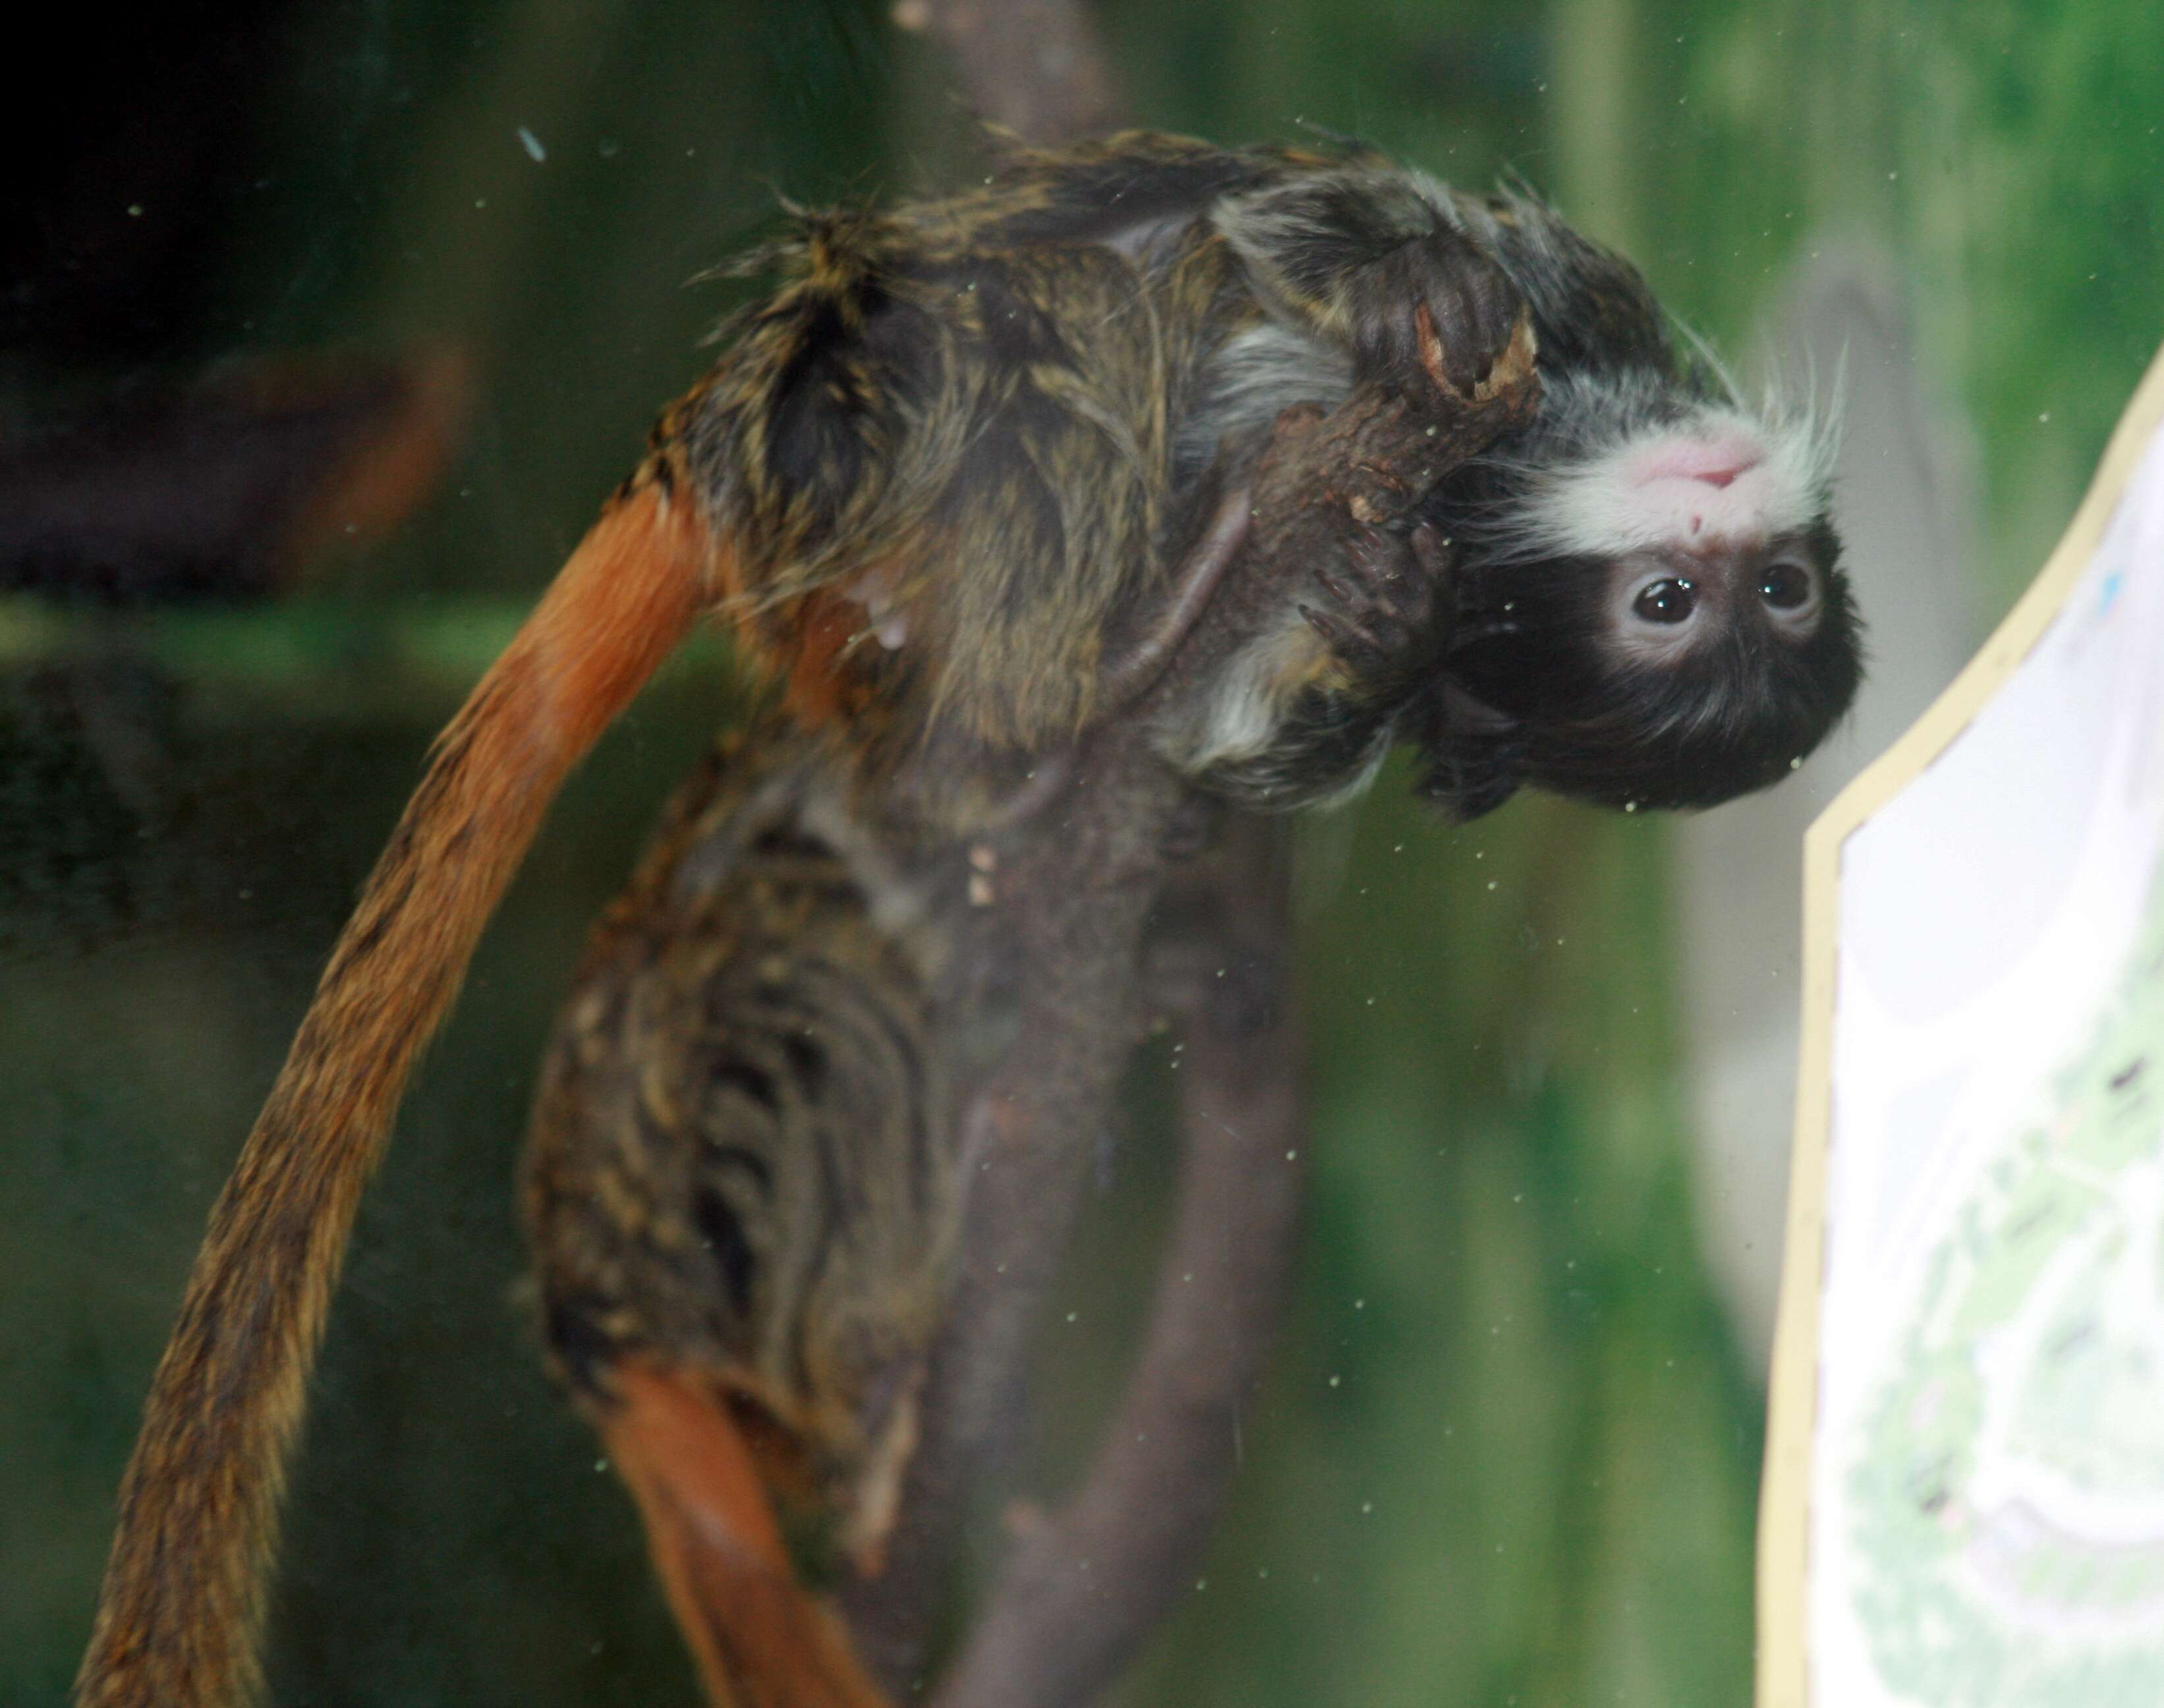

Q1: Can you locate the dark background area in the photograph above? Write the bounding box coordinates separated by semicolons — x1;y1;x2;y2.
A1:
5;2;2161;1703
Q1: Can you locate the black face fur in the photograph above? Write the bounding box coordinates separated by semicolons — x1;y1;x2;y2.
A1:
1411;515;1862;818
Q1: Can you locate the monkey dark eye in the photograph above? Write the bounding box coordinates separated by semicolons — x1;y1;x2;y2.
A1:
1632;577;1697;625
1759;560;1814;610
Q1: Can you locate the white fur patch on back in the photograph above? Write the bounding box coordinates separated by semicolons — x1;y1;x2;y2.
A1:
1176;324;1352;476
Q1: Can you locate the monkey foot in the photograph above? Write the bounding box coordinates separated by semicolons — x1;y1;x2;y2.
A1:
1300;519;1450;689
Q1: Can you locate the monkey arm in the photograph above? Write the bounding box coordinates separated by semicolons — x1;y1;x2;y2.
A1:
1180;516;1458;810
1149;299;1540;812
1119;159;1536;811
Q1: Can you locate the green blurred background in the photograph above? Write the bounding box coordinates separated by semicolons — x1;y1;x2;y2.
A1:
4;2;2159;1703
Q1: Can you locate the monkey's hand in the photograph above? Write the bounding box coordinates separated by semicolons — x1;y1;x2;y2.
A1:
1351;223;1528;401
1299;519;1449;700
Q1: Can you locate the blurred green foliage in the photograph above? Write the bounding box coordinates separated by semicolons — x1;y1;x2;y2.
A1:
5;1;2159;1704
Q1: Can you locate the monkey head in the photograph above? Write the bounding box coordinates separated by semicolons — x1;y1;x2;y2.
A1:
1413;372;1863;821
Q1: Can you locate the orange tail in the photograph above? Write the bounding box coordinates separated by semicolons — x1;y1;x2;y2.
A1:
76;480;719;1707
602;1367;893;1708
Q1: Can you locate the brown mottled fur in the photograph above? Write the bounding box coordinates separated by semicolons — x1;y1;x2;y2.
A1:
524;730;954;1708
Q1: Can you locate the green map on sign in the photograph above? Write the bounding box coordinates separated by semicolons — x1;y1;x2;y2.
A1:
1848;857;2164;1707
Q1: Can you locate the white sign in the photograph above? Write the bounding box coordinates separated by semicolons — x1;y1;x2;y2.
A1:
1761;344;2164;1708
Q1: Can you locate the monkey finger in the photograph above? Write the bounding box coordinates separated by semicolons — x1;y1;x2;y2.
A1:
1450;295;1519;391
1464;269;1522;372
1425;231;1523;391
1446;225;1523;346
1409;522;1452;580
1298;602;1344;646
1415;295;1482;395
1479;311;1540;399
1299;603;1379;666
1309;559;1355;607
1352;239;1477;396
1298;610;1384;684
1353;530;1443;631
1308;563;1390;645
1343;524;1404;589
1417;234;1520;391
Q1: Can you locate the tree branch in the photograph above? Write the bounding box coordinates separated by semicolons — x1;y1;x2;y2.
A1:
890;0;1127;143
930;814;1307;1708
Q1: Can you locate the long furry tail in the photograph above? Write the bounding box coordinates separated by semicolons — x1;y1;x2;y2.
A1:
76;477;720;1707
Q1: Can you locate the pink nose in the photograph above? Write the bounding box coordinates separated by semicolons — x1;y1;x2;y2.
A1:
1635;436;1762;489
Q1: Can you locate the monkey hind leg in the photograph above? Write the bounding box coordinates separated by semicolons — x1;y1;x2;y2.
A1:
523;738;950;1707
600;1365;893;1708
